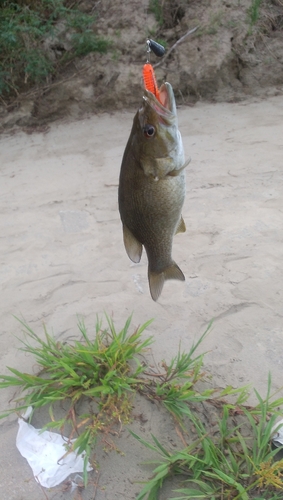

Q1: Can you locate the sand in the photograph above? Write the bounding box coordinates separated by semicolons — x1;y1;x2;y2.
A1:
0;95;283;499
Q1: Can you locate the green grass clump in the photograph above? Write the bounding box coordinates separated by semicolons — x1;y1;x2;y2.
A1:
0;315;153;482
133;372;283;500
1;315;283;496
0;0;110;96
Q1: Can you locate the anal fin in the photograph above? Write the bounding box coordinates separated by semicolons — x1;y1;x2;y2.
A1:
175;216;186;234
123;224;143;263
148;262;185;301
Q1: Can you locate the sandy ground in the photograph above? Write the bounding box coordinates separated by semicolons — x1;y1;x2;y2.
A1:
1;95;283;499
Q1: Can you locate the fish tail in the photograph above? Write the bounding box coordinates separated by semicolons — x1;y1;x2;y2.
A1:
148;263;185;301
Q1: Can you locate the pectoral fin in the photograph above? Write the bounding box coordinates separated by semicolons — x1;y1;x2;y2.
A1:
175;216;186;234
123;224;143;263
148;262;185;301
168;157;191;177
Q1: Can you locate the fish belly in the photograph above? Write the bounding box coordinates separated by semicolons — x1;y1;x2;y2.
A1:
120;165;184;251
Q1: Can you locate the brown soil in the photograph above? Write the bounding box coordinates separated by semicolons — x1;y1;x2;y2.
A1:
1;0;283;128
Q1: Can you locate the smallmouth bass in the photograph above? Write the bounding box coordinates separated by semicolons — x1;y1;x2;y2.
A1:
118;82;190;301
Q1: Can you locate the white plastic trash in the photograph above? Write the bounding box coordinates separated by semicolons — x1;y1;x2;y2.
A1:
271;418;283;447
16;406;92;488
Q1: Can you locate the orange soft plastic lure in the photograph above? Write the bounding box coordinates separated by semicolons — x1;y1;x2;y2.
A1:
143;63;160;102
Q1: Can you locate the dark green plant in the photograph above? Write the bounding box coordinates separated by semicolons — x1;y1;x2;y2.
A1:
149;0;164;26
71;31;109;57
0;0;111;96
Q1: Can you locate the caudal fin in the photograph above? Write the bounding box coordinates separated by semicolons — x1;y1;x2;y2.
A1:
148;262;185;301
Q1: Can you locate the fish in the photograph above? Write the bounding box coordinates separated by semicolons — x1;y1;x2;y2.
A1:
118;82;190;301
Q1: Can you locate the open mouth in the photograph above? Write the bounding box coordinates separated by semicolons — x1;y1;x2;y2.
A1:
158;83;171;109
144;82;176;121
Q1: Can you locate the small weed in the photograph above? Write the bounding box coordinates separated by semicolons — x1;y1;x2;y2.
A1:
248;0;263;26
139;322;215;423
194;11;223;38
148;0;185;29
154;37;168;50
111;49;120;62
146;27;158;39
247;0;263;34
207;10;224;36
226;19;239;29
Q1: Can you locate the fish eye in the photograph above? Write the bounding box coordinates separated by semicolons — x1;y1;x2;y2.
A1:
143;125;155;138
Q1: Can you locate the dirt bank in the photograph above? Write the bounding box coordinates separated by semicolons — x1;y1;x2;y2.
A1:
1;0;283;129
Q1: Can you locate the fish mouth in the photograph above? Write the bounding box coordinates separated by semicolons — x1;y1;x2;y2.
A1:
143;82;177;124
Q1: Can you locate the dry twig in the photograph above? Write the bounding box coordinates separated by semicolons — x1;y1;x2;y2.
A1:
153;26;199;69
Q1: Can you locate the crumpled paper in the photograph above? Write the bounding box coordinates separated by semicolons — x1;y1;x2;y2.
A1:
16;406;92;488
271;418;283;447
